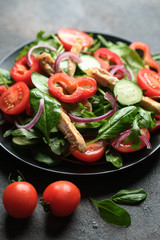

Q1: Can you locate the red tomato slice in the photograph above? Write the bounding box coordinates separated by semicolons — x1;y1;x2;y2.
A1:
69;139;107;162
10;55;41;87
0;85;7;95
137;69;160;98
110;128;150;153
0;81;30;115
58;28;94;51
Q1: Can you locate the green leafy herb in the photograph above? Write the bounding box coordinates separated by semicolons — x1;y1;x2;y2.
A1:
15;30;63;61
112;189;147;204
32;146;61;166
105;148;123;168
49;136;68;155
0;68;13;86
96;106;138;141
31;72;49;94
90;198;131;227
30;89;61;143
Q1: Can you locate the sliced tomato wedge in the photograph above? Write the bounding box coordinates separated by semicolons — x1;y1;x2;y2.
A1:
69;139;107;162
0;82;30;115
94;48;123;79
58;28;94;51
0;85;7;95
110;128;150;153
137;68;160;98
10;55;41;87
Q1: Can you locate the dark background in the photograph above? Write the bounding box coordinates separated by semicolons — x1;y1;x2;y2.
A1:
0;0;160;239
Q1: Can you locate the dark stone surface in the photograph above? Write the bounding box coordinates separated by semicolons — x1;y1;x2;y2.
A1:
0;0;160;239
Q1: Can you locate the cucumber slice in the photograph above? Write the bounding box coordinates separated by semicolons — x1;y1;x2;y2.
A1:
12;137;39;147
78;54;101;72
113;79;143;106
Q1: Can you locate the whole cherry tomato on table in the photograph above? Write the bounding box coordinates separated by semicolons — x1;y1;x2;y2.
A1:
10;55;41;87
58;28;94;51
42;181;81;217
3;181;38;219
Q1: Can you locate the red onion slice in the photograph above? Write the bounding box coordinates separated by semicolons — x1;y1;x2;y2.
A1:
104;92;118;111
140;135;152;149
114;129;152;150
114;130;131;149
109;64;132;81
68;110;115;123
15;99;44;130
54;52;82;73
27;45;57;67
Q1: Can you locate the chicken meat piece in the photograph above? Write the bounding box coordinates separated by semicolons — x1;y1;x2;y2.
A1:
68;38;83;77
37;52;55;76
86;67;160;114
57;108;86;153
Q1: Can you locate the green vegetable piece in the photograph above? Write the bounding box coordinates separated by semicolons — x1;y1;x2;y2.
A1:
0;68;13;86
12;136;39;147
97;106;138;140
105;149;123;168
31;72;49;94
33;150;61;166
29;89;61;143
90;198;131;227
113;79;143;106
112;189;147;205
78;54;100;72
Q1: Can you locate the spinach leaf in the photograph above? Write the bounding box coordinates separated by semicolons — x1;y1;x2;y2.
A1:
0;68;14;85
30;89;61;143
124;116;141;149
32;145;61;166
105;148;123;168
11;128;41;140
31;72;49;93
97;106;138;140
112;189;147;204
90;198;131;227
138;107;156;129
16;30;63;61
49;136;68;155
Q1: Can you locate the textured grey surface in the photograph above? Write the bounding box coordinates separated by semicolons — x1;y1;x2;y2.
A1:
0;0;160;239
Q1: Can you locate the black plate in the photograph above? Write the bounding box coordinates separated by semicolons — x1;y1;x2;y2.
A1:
0;33;160;176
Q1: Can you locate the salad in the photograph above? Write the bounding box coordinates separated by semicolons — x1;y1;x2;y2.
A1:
0;28;160;169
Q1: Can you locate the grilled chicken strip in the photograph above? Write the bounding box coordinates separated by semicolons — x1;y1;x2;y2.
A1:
86;67;160;114
37;52;55;76
68;38;83;77
57;108;86;153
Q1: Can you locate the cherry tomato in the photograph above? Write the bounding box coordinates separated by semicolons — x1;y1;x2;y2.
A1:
110;128;150;153
0;81;30;115
0;85;7;95
69;139;107;162
137;69;160;98
42;181;81;217
10;55;41;87
58;28;94;51
25;103;33;116
94;48;124;79
3;182;38;218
